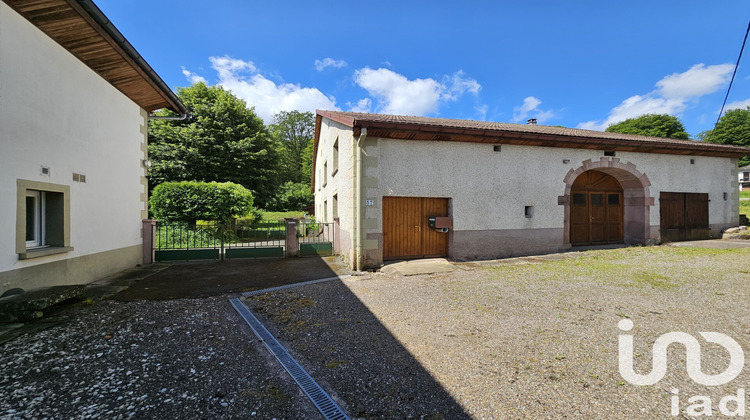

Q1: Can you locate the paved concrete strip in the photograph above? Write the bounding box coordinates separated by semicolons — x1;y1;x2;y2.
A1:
381;258;456;276
229;298;350;420
240;275;351;297
666;239;750;249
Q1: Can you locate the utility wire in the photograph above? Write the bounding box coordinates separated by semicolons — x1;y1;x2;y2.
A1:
711;18;750;137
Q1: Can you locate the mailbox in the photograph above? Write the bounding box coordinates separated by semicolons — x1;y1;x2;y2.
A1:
427;216;453;230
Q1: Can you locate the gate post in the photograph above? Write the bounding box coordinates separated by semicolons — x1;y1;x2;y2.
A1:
142;219;157;264
285;218;299;257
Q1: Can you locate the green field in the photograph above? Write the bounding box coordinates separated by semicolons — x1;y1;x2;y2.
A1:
741;190;750;217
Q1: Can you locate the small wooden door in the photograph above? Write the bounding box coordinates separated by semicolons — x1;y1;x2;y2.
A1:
659;192;709;242
570;171;624;246
383;197;449;260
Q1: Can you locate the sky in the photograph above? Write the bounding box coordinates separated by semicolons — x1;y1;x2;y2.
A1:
96;0;750;138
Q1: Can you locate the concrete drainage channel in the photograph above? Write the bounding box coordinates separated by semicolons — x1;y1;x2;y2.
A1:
229;275;352;420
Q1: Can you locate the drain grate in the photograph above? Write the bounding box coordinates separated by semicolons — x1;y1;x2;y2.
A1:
229;298;350;420
241;275;351;297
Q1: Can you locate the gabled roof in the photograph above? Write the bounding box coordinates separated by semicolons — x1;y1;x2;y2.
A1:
316;110;749;158
3;0;187;114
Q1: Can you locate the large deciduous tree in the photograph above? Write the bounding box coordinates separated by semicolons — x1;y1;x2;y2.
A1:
700;107;750;166
270;110;315;184
148;83;279;208
605;114;690;139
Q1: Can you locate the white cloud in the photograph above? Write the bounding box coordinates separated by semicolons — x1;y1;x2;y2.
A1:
475;104;488;121
183;56;339;123
726;98;750;111
578;63;734;131
656;63;734;99
353;67;480;116
348;98;372;113
512;96;555;123
181;67;207;85
314;58;347;71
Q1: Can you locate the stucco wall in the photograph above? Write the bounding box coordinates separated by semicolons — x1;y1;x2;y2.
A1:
0;3;147;292
315;119;355;263
371;140;737;231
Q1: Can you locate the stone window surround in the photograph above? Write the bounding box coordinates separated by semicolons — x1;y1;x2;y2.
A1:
16;179;73;259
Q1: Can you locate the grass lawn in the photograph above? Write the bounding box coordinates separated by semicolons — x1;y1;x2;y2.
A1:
741;190;750;216
259;210;306;221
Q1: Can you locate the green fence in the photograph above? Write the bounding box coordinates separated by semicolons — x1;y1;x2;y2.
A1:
154;220;286;262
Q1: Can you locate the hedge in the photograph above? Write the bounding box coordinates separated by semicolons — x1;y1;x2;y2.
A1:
150;181;254;224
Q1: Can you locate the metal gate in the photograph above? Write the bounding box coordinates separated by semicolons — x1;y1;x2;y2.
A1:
153;220;286;261
298;220;334;257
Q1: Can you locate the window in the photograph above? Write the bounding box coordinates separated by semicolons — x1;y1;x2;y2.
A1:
323;200;328;222
323;161;328;187
25;190;44;248
332;194;338;219
332;138;339;176
16;179;72;259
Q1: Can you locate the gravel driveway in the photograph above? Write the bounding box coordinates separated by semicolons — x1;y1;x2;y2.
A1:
244;246;750;419
2;246;750;419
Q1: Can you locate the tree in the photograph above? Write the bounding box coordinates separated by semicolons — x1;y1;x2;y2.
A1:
270;111;315;184
701;107;750;166
266;181;314;211
148;83;279;208
605;114;690;139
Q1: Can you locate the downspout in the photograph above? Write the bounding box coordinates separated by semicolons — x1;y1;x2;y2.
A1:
355;128;367;272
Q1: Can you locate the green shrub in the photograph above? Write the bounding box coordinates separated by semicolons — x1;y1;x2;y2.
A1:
150;181;254;223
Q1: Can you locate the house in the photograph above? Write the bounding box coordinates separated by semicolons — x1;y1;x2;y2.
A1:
313;111;749;270
739;165;750;190
0;0;188;294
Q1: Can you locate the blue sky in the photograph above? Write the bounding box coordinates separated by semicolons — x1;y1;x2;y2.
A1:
97;1;750;138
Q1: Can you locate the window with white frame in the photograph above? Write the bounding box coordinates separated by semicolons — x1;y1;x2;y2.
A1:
332;137;339;176
17;180;71;258
25;190;45;248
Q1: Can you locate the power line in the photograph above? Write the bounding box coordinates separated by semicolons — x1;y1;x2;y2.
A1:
711;18;750;136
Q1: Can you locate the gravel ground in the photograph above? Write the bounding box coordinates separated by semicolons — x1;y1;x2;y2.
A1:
3;246;750;419
0;297;318;419
244;246;750;419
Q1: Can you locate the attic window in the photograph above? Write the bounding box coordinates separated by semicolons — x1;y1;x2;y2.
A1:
493;145;502;152
525;206;534;218
604;151;616;157
690;158;695;164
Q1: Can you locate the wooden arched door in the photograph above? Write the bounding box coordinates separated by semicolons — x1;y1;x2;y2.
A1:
570;171;624;245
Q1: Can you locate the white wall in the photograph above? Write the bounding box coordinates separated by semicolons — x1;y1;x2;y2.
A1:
0;3;146;283
371;139;737;231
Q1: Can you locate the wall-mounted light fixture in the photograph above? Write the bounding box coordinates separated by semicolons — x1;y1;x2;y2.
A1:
724;192;728;201
562;159;570;164
142;159;152;169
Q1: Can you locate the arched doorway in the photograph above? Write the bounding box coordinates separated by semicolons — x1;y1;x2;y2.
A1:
570;170;623;245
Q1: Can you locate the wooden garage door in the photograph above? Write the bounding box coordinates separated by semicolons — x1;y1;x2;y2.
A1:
383;197;449;260
659;192;709;242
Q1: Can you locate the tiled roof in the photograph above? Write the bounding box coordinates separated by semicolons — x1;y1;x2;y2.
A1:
316;110;749;158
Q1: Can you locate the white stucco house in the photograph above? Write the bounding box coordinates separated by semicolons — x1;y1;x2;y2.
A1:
313;111;749;270
0;0;188;294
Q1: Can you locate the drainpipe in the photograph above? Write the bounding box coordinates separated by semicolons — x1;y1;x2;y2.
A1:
355;128;367;272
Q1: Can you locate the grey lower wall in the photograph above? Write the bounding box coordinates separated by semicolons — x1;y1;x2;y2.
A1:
0;244;142;294
452;228;570;260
